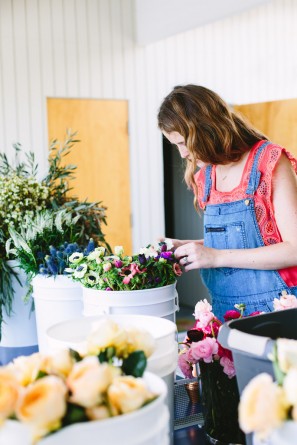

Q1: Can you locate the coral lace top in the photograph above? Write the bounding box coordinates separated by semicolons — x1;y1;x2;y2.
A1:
195;140;297;287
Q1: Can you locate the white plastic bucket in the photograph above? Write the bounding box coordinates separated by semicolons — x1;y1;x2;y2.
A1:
0;261;38;364
32;275;83;353
46;314;177;444
82;283;179;322
0;372;169;445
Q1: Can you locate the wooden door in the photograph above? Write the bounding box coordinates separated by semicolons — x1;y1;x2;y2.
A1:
47;98;132;254
234;98;297;157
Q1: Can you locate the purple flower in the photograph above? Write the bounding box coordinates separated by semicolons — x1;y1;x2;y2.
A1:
160;251;173;260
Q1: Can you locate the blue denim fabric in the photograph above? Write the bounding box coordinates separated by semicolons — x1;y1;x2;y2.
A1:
200;141;297;322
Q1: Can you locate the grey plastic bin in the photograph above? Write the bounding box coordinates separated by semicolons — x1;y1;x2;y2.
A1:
218;309;297;445
218;308;297;394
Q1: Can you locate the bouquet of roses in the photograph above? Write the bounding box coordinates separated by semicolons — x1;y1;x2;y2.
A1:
68;239;182;291
0;319;157;444
177;299;248;379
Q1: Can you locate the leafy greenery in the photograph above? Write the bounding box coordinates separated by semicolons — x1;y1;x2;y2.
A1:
0;131;110;337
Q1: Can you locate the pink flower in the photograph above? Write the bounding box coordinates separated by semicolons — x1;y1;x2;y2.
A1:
178;350;194;379
223;310;241;321
220;356;236;379
121;263;146;285
248;311;262;316
113;259;123;268
103;262;112;272
273;294;297;311
190;337;218;363
196;311;214;329
173;263;182;276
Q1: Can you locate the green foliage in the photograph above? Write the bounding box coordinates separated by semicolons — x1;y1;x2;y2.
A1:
121;350;147;378
0;130;110;336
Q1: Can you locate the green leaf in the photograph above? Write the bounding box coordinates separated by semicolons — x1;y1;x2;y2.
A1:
69;348;82;362
62;403;88;427
121;350;147;377
36;370;48;380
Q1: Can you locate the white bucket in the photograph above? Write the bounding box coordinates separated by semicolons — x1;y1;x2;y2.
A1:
82;283;179;322
0;261;38;364
46;314;177;444
0;372;169;445
32;275;83;353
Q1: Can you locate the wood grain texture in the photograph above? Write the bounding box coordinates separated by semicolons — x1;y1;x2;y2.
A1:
47;98;132;254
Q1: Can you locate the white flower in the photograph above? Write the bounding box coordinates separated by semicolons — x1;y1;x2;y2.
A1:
86;319;126;355
193;299;213;319
277;339;297;373
114;246;124;256
164;238;174;250
16;375;67;442
67;357;119;408
273;294;297;311
239;373;287;438
73;263;88;278
283;367;297;407
69;252;83;263
107;376;154;415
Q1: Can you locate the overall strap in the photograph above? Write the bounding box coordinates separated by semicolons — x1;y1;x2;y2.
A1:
202;165;212;203
245;140;270;195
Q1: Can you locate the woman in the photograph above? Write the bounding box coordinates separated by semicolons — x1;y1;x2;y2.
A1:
158;84;297;321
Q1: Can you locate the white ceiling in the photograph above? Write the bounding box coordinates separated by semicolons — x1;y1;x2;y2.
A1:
135;0;271;45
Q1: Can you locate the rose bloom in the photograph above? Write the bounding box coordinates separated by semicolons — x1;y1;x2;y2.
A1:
123;327;155;358
0;368;20;422
239;373;287;438
193;299;212;319
190;337;218;363
277;338;297;373
220;356;236;379
86;319;127;355
223;310;241;321
107;376;154;415
16;375;67;442
178;349;194;379
8;353;43;386
67;357;119;408
40;349;74;378
86;405;110;421
283;367;297;407
195;311;214;329
273;294;297;311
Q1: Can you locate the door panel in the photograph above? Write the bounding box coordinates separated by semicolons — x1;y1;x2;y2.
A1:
47;98;132;254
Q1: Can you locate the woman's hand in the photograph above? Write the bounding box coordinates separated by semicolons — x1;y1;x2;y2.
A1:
174;241;218;271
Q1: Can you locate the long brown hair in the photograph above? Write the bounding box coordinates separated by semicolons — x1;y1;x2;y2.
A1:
158;84;267;208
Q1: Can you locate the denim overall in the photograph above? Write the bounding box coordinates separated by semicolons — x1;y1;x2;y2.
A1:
200;141;297;322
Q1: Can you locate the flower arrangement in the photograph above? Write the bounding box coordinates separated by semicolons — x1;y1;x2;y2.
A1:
67;239;182;291
0;319;157;444
0;131;109;335
6;209;96;298
239;337;297;442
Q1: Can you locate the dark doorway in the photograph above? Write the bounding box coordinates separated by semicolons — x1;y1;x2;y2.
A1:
163;136;208;308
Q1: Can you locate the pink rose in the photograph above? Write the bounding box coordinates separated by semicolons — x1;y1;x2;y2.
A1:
178;350;194;379
190;337;218;363
193;299;212;319
220;356;236;379
196;311;214;329
273;294;297;311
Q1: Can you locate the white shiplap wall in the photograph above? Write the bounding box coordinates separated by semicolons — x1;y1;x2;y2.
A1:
1;0;297;251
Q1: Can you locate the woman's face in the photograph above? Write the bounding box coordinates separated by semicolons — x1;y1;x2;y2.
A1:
163;131;205;168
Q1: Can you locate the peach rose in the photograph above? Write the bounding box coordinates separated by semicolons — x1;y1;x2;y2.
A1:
67;357;119;408
40;349;74;378
120;326;155;358
85;405;110;421
107;376;154;415
239;373;287;438
16;375;67;442
9;353;43;386
0;368;20;422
